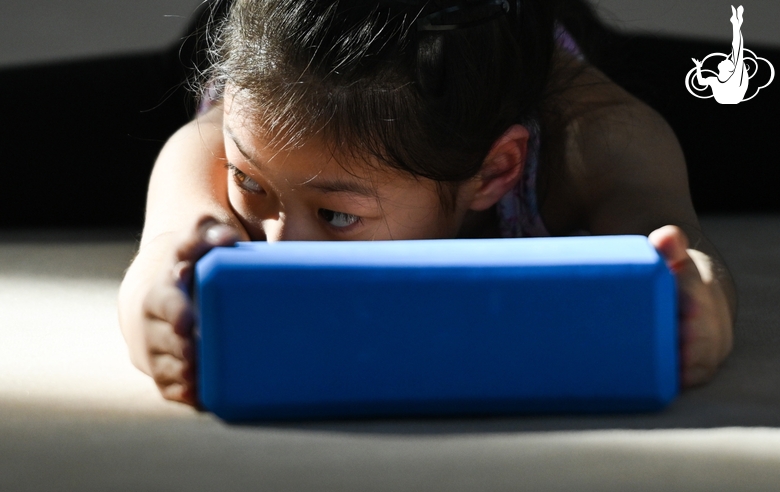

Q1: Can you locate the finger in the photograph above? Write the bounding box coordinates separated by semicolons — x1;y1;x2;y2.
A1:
143;281;195;337
160;379;197;407
650;225;703;277
678;284;726;387
159;383;194;405
172;259;194;291
649;226;710;379
683;309;732;386
174;216;241;264
649;225;689;271
150;353;194;387
678;293;708;358
145;318;194;363
157;378;197;406
148;344;198;406
681;320;720;387
170;218;242;298
649;227;703;303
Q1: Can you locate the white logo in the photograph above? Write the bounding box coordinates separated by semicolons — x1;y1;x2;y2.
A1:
685;5;774;104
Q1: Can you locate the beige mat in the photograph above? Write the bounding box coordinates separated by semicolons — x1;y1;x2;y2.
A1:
1;217;778;491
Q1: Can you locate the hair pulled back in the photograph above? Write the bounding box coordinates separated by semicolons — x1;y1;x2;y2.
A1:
203;0;558;196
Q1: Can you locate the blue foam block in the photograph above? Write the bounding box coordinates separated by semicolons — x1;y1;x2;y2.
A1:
194;236;678;421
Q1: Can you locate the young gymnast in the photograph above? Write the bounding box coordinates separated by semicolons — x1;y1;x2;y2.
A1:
118;0;737;406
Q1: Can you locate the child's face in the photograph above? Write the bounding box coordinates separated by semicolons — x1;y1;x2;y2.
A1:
222;97;472;242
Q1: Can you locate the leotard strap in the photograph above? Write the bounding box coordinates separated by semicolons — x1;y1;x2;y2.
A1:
497;24;588;238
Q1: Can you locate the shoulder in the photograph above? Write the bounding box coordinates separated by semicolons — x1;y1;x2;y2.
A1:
542;57;700;235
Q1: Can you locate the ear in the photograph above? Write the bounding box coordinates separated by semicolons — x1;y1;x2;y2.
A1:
466;124;529;211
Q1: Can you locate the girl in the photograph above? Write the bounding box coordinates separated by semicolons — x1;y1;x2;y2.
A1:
118;0;737;407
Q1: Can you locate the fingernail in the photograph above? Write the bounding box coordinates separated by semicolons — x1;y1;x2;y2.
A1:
206;224;237;244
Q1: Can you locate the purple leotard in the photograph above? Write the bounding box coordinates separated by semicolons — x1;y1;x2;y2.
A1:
497;24;587;238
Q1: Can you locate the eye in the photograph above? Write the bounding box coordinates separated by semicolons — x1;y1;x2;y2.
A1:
319;209;361;229
225;162;264;194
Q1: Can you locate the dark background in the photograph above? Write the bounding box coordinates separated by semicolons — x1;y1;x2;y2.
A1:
0;2;777;229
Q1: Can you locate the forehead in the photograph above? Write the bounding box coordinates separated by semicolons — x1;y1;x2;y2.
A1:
223;90;415;189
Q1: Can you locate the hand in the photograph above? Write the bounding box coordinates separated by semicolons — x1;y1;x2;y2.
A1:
692;58;702;68
648;225;734;387
139;217;241;405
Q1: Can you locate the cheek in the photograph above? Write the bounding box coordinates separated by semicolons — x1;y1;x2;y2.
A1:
379;197;455;239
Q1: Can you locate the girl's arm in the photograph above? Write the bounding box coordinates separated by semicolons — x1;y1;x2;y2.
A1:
118;105;249;405
138;104;244;247
566;99;736;387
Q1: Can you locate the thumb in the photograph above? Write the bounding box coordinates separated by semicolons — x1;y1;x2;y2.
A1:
649;225;691;274
174;216;241;263
171;216;242;290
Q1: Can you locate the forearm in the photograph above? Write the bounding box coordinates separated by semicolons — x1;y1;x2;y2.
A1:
141;104;246;247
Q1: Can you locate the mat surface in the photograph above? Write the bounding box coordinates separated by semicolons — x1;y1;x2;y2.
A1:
1;216;779;491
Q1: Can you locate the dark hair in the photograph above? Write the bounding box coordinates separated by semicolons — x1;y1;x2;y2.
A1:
200;0;596;211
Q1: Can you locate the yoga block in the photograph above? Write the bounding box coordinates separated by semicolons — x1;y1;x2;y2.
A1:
194;236;678;421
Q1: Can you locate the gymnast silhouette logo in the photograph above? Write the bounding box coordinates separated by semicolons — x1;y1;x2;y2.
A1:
685;5;774;104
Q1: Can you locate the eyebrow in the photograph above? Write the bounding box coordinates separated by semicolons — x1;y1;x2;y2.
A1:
303;178;379;198
224;124;378;199
224;125;263;170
